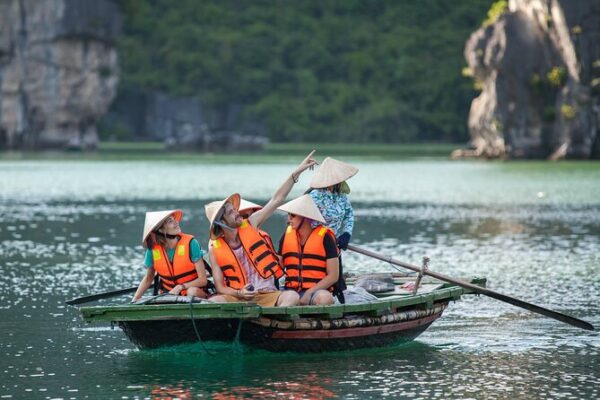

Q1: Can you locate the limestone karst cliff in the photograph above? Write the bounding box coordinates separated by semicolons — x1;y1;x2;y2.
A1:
0;0;120;150
458;0;600;159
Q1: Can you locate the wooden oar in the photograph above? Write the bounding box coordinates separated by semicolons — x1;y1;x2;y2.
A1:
66;285;152;305
347;244;594;331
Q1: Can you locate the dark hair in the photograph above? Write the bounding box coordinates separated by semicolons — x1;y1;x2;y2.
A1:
152;230;168;248
145;237;154;249
332;183;342;193
212;224;222;237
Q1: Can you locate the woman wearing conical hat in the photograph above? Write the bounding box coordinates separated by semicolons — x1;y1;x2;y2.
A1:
308;157;358;302
277;194;340;306
132;210;218;302
308;157;358;247
204;151;317;307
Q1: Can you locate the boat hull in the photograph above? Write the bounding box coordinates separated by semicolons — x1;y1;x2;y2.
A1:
119;318;240;350
240;309;443;352
117;303;446;352
80;278;486;352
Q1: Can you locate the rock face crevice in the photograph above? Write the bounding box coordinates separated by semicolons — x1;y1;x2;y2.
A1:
102;88;270;152
458;0;600;159
0;0;120;150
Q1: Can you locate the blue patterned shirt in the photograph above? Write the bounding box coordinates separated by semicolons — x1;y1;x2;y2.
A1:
309;189;354;237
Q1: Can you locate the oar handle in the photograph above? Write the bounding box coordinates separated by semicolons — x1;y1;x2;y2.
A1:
347;244;594;331
66;285;151;306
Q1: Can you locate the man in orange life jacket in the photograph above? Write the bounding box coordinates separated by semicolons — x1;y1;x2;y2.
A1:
238;198;277;254
132;210;221;302
206;151;317;307
277;194;340;306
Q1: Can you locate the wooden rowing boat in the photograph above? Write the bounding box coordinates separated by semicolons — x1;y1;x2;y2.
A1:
78;275;486;352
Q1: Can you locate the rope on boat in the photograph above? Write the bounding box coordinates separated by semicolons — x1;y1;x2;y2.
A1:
232;319;245;353
250;302;448;330
134;294;215;305
188;300;216;356
134;293;170;305
387;258;416;277
412;257;430;295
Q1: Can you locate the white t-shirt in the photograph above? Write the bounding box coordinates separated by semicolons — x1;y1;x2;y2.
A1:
232;246;276;292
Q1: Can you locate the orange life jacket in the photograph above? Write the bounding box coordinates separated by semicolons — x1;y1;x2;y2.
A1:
212;219;284;289
259;229;276;254
151;233;198;295
281;225;337;291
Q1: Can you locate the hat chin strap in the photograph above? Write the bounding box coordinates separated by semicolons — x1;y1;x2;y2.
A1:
156;230;179;239
298;217;308;230
214;220;237;232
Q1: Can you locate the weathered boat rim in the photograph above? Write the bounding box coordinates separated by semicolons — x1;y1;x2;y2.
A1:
79;277;486;323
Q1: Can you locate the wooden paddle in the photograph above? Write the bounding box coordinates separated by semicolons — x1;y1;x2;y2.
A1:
65;285;152;305
347;244;594;331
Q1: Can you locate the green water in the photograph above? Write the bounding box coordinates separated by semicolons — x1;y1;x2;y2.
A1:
1;159;599;399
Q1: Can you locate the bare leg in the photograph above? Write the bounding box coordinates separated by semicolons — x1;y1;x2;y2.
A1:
276;290;299;306
311;290;334;305
208;294;230;303
186;287;208;299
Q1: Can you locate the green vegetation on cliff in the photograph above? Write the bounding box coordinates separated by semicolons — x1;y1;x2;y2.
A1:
119;0;490;143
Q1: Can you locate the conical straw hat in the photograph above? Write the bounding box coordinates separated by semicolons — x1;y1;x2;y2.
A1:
278;194;325;224
204;193;241;239
142;209;183;247
310;157;358;189
239;198;263;212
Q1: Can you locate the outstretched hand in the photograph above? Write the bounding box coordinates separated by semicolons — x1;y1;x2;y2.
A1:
297;150;318;174
250;150;318;228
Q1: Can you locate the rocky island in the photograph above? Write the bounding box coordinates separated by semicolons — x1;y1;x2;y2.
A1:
456;0;600;159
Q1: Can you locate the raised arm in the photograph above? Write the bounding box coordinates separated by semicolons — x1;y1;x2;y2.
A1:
250;150;317;227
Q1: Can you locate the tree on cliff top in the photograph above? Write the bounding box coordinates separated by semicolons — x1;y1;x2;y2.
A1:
118;0;490;143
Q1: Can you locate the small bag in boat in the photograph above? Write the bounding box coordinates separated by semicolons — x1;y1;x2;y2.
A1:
341;286;379;304
354;273;395;293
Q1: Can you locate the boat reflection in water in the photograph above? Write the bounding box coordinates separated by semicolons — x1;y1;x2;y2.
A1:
150;385;193;400
212;373;336;399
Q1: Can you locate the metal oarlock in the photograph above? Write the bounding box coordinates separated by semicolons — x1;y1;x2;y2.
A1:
413;256;430;295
